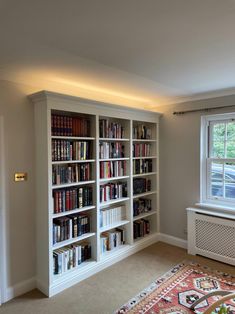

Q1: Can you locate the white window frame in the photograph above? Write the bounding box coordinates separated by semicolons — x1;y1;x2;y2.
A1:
201;112;235;209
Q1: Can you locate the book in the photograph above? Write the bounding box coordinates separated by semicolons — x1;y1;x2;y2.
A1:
100;182;127;203
53;241;92;275
100;205;126;228
99;142;125;159
133;124;152;139
51;140;92;161
133;143;152;157
51;114;90;137
99;119;124;138
133;198;152;217
53;213;91;244
133;159;152;175
133;178;151;195
100;228;125;253
133;219;150;239
100;160;126;179
52;163;92;185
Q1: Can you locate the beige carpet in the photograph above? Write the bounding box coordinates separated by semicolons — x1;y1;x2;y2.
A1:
1;242;235;314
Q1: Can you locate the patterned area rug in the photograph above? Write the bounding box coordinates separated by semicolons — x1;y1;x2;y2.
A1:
115;261;235;314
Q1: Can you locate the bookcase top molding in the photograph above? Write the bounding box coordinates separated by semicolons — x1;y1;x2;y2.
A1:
29;90;161;120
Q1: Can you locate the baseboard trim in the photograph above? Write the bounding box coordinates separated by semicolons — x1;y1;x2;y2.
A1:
159;233;188;249
5;277;36;303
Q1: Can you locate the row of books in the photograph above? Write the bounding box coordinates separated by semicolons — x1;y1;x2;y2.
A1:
99;142;125;159
53;241;91;275
100;228;125;253
99;119;125;138
52;140;92;161
100;205;126;228
133;159;153;175
133;178;151;195
100;161;126;179
51;114;91;137
53;186;93;213
133;219;150;239
100;182;128;203
53;214;91;244
133;124;152;140
133;198;152;217
133;143;152;157
52;163;92;185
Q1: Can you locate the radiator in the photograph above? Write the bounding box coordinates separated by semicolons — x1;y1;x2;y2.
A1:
187;208;235;266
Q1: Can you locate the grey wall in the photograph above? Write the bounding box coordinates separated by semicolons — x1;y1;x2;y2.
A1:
0;80;38;289
157;95;235;240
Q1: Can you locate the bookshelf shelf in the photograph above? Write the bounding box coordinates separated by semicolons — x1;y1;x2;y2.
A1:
133;172;157;178
53;232;96;250
99;176;129;183
100;244;130;260
31;90;160;297
100;197;130;208
133;210;157;221
100;220;130;233
132;139;156;142
52;205;96;218
52;159;95;165
99;157;129;161
99;138;129;142
133;156;156;160
53;259;96;282
52;180;96;189
133;231;158;244
52;136;95;141
133;191;157;199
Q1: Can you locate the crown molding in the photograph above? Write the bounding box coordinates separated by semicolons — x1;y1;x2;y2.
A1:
168;87;235;106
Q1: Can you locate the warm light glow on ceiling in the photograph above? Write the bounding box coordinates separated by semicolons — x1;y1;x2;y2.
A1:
53;77;151;103
1;67;164;110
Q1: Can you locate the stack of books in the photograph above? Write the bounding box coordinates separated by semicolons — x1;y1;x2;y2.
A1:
99;119;124;138
100;182;127;203
99;142;125;159
51;114;91;137
100;228;125;253
53;241;92;275
100;161;126;178
53;214;91;244
52;163;92;185
133;219;150;239
100;205;126;227
53;186;93;213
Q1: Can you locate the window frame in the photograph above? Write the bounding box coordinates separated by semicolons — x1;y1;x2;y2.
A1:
201;112;235;208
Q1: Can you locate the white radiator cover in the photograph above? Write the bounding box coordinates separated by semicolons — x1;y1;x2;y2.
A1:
187;208;235;266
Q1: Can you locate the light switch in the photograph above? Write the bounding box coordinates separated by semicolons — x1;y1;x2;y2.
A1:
14;173;27;182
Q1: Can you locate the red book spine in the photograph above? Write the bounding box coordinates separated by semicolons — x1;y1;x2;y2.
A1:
58;191;62;213
54;191;58;213
66;190;70;211
69;190;73;210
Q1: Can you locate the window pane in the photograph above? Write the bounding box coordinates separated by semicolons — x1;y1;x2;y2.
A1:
224;163;235;182
211;162;223;197
213;123;225;141
225;183;235;199
211;181;223;197
212;141;225;158
227;122;235;141
226;141;235;158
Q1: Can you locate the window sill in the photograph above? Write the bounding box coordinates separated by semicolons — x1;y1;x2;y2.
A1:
195;202;235;214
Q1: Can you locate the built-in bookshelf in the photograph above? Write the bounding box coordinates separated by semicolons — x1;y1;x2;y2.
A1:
31;91;160;297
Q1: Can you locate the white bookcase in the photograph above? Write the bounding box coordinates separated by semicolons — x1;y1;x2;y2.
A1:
30;91;160;297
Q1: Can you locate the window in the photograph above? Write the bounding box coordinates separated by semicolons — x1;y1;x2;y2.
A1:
201;113;235;207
